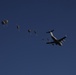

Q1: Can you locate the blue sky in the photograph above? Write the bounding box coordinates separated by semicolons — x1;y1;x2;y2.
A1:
0;0;76;75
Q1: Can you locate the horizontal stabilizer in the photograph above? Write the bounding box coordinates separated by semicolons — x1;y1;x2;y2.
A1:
46;30;54;33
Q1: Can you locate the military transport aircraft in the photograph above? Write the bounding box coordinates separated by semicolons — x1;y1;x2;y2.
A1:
46;30;67;46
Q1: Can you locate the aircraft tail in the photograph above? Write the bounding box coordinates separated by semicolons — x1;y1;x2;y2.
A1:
46;30;54;33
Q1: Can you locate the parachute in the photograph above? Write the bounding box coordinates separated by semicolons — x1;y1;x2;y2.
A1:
17;25;20;30
34;30;37;34
1;20;8;25
28;29;31;33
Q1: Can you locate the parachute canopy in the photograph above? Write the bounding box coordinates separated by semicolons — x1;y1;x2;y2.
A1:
1;20;8;25
17;25;20;29
28;29;31;33
34;30;37;34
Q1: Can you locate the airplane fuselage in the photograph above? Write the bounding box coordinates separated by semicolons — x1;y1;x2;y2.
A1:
51;35;62;46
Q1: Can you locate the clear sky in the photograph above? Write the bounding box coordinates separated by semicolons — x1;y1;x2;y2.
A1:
0;0;76;75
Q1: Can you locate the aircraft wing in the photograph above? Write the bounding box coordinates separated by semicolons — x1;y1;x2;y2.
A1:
58;36;66;42
46;41;55;44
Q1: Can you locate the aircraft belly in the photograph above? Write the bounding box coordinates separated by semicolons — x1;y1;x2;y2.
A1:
51;36;57;41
